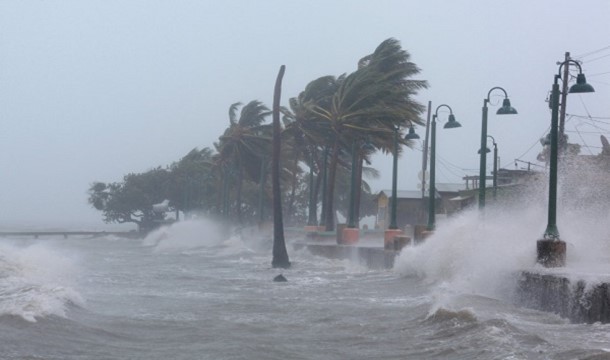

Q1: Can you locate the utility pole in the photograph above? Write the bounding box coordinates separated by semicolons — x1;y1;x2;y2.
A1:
558;52;570;141
421;101;431;199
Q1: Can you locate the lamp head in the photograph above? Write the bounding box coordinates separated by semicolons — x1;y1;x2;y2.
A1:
360;140;376;152
443;114;462;129
404;126;420;140
477;147;491;154
496;98;518;115
569;73;595;93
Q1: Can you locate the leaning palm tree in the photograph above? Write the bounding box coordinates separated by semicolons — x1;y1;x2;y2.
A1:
214;100;272;224
281;75;342;226
309;38;428;231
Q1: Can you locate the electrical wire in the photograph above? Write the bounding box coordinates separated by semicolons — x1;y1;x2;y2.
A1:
588;71;610;77
573;121;594;155
566;113;610;120
573;45;610;59
585;53;610;63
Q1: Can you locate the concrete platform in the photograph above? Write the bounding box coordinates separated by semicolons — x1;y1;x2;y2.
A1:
516;270;610;324
294;231;610;324
296;238;397;269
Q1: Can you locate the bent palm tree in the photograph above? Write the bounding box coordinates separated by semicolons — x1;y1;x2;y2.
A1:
309;38;428;231
215;100;271;224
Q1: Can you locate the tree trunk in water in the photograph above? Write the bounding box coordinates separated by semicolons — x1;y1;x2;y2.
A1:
324;138;340;231
271;65;290;269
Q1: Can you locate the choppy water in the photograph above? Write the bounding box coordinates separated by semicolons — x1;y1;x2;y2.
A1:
1;217;609;360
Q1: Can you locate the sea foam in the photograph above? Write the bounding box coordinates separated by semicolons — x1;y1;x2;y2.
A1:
0;241;83;322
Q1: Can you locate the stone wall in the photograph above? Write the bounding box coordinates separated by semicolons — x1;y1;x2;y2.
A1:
305;244;396;270
516;272;610;324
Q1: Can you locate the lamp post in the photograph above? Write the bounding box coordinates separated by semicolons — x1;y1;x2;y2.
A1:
384;125;420;249
478;87;517;210
537;59;595;267
490;136;498;201
389;127;400;231
427;104;462;231
479;135;499;201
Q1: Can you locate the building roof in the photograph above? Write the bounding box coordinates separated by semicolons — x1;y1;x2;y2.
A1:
434;183;465;192
377;183;465;200
378;190;423;199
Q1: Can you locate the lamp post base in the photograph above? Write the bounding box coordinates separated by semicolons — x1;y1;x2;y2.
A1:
342;228;359;245
537;239;566;267
384;229;403;250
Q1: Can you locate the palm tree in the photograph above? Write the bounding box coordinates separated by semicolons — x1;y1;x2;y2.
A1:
271;65;290;269
281;75;343;226
308;38;428;231
214;100;272;224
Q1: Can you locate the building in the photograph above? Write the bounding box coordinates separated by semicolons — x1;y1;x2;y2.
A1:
375;183;465;230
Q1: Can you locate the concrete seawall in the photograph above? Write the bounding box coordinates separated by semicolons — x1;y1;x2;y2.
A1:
299;239;610;324
304;243;397;269
516;271;610;324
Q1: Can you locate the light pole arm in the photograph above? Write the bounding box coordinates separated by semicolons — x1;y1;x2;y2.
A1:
435;104;453;117
557;59;583;78
486;86;509;102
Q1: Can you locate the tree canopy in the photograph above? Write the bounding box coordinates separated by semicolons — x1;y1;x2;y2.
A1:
88;38;427;233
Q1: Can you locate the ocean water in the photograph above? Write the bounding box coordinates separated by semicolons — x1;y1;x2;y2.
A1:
0;215;609;360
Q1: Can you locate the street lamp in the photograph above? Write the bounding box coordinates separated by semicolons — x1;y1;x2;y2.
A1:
427;105;462;231
490;136;498;201
388;125;420;230
479;87;517;210
478;135;498;201
383;125;420;249
537;59;594;267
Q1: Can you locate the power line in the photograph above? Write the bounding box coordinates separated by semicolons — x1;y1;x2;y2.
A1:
588;71;610;77
513;126;551;160
566;113;610;120
565;129;610;134
573;122;595;155
435;156;467;179
586;53;610;63
573;45;610;59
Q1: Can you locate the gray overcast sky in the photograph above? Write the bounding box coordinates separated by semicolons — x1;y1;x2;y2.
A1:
1;0;609;229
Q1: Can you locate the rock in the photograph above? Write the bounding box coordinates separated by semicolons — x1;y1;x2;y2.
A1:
273;274;287;282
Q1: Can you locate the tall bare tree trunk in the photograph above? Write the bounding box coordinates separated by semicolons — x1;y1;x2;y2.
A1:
271;65;290;269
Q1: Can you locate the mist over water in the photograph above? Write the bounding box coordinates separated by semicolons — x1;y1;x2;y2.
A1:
0;209;609;358
142;218;226;251
395;160;610;313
